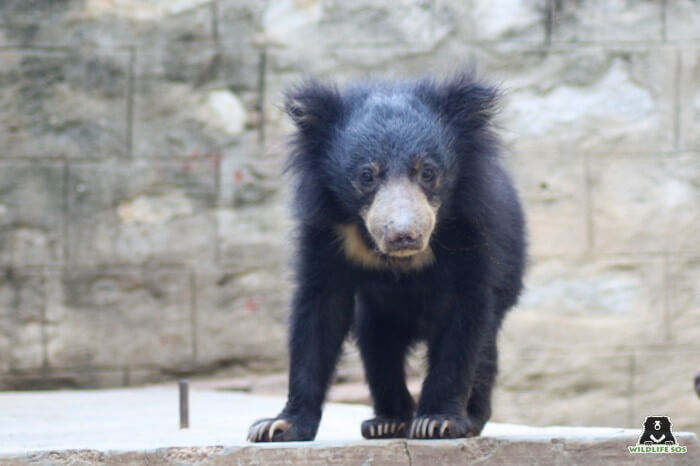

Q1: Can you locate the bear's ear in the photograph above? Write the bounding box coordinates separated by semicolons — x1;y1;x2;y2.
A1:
421;69;500;133
285;79;343;135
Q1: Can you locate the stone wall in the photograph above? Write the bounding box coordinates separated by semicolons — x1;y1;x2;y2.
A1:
0;0;698;433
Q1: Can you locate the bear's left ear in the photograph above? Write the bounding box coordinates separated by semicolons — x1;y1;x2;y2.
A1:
285;79;344;138
420;69;500;133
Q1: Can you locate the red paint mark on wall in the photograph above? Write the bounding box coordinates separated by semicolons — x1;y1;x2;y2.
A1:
182;151;222;173
245;297;259;313
234;169;245;184
212;152;222;173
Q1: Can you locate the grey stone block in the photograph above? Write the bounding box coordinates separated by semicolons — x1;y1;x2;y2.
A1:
632;350;700;433
262;0;454;74
504;256;666;348
666;0;700;40
455;0;548;42
0;49;129;158
216;132;290;271
0;162;64;266
216;202;291;272
216;0;264;50
194;268;289;368
218;131;283;208
80;0;215;49
47;267;194;368
589;153;700;254
0;0;84;46
679;49;700;150
667;258;700;345
0;270;45;372
66;161;217;267
109;2;262;159
493;352;634;428
506;150;587;257
551;0;664;42
131;46;260;158
478;45;676;155
316;0;454;48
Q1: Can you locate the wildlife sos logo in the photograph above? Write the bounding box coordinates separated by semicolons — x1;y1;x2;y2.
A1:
628;416;687;454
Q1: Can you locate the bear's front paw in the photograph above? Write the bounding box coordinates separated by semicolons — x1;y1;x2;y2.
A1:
247;416;315;442
408;415;479;439
361;417;409;439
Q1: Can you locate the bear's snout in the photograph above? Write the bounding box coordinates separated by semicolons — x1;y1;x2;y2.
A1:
384;221;423;254
364;178;436;257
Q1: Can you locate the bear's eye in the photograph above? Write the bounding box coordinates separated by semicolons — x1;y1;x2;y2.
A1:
359;167;376;189
420;165;437;185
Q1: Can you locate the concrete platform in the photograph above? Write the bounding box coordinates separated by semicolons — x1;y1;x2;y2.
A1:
0;386;698;465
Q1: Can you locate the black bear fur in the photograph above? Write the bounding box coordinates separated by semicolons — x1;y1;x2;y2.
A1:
248;70;527;442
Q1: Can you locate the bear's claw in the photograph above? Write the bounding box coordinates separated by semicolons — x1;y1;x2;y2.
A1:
247;418;292;442
408;415;479;439
361;418;408;439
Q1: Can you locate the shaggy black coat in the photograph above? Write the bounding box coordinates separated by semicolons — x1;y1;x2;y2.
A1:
248;70;527;442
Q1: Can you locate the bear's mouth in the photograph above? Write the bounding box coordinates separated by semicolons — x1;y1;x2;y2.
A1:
356;222;419;259
357;222;424;259
335;223;435;271
379;246;424;259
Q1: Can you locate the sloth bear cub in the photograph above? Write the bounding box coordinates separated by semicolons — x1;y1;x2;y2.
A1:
248;70;526;442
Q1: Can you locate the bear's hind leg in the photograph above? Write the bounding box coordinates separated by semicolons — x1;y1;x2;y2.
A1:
465;339;498;435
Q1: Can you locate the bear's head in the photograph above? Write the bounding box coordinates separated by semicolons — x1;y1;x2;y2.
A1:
284;71;499;269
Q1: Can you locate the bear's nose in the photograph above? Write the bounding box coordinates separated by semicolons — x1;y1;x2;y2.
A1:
385;226;422;252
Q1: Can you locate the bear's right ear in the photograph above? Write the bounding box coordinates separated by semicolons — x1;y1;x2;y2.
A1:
284;79;343;137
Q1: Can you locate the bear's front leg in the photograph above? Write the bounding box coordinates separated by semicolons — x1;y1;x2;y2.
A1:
410;292;492;439
356;296;415;439
247;281;355;442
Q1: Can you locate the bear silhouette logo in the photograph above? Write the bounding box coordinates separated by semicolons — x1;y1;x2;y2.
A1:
637;416;677;445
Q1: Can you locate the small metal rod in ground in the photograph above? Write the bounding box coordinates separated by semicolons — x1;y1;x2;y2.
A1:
179;379;189;429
